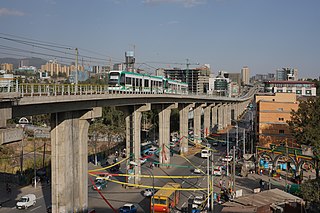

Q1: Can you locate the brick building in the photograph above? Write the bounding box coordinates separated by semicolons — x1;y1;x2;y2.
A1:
255;93;298;148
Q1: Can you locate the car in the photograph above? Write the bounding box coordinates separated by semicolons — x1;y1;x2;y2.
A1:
92;179;107;190
201;149;211;158
96;173;110;181
193;168;202;174
213;166;223;176
143;188;155;197
147;147;158;155
193;195;204;205
140;157;147;165
222;156;233;162
211;141;218;146
192;208;201;213
16;194;36;209
119;203;137;213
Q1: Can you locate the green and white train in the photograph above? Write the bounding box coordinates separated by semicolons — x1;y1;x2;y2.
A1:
108;70;188;94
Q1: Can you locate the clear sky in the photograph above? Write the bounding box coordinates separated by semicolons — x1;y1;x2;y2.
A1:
1;0;319;78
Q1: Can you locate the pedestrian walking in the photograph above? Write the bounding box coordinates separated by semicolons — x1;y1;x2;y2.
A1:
219;179;222;188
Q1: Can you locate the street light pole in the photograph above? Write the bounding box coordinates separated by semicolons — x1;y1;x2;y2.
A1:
207;150;210;210
142;167;154;213
227;129;229;177
131;161;154;213
33;132;37;188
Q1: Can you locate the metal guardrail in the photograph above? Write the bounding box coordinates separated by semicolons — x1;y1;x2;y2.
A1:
0;81;254;101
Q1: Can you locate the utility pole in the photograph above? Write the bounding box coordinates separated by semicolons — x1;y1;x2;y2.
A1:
232;146;236;197
211;151;214;213
243;128;245;155
285;141;288;190
207;150;210;210
227;129;229;176
75;48;79;92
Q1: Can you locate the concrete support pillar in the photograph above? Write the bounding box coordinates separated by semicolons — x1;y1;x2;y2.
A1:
194;103;206;144
120;104;150;185
236;103;241;119
0;103;12;128
179;103;194;155
218;104;224;130
158;103;177;166
211;104;219;131
232;103;238;121
51;107;102;213
203;104;214;137
225;104;230;126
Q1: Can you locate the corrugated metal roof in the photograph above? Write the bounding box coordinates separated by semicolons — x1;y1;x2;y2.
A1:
223;188;304;208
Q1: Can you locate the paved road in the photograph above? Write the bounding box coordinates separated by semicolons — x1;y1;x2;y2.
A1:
0;142;306;213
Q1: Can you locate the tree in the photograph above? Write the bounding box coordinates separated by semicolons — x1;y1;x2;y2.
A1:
287;97;320;177
300;178;320;212
88;120;108;165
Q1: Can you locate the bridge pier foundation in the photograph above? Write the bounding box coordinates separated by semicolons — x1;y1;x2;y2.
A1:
158;103;177;167
203;104;214;138
50;107;101;213
211;104;220;131
179;103;194;154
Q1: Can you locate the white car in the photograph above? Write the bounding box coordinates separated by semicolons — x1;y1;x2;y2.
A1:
222;156;233;162
213;166;223;176
16;194;36;209
148;147;158;154
193;168;202;174
193;195;204;205
140;158;147;165
201;149;211;158
96;173;110;181
143;188;155;197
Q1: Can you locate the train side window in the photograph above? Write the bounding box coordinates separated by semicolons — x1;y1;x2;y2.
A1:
120;75;125;84
126;77;131;84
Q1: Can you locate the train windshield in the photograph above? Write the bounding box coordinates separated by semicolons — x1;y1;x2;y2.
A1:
108;72;120;85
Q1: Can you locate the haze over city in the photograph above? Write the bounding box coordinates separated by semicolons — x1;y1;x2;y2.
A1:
1;0;319;78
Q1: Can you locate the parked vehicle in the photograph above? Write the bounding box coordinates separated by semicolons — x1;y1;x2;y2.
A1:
193;168;202;174
143;188;155;197
201;149;211;158
119;203;137;213
213;166;223;176
222;156;233;162
148;147;158;155
140;157;147;165
16;194;36;209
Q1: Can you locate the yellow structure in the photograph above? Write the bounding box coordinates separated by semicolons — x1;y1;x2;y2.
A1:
40;60;84;77
1;63;14;72
255;93;298;148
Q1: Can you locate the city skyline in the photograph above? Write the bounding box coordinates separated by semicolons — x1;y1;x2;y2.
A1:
1;0;319;78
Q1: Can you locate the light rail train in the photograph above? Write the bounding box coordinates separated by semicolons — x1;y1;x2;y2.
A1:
108;70;188;94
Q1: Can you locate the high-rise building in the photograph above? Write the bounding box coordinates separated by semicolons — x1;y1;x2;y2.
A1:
19;59;29;67
164;65;210;94
227;73;241;86
241;66;250;85
276;68;298;81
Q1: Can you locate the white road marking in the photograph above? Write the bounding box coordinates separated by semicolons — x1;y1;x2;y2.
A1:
11;206;16;209
36;195;43;200
31;205;42;211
